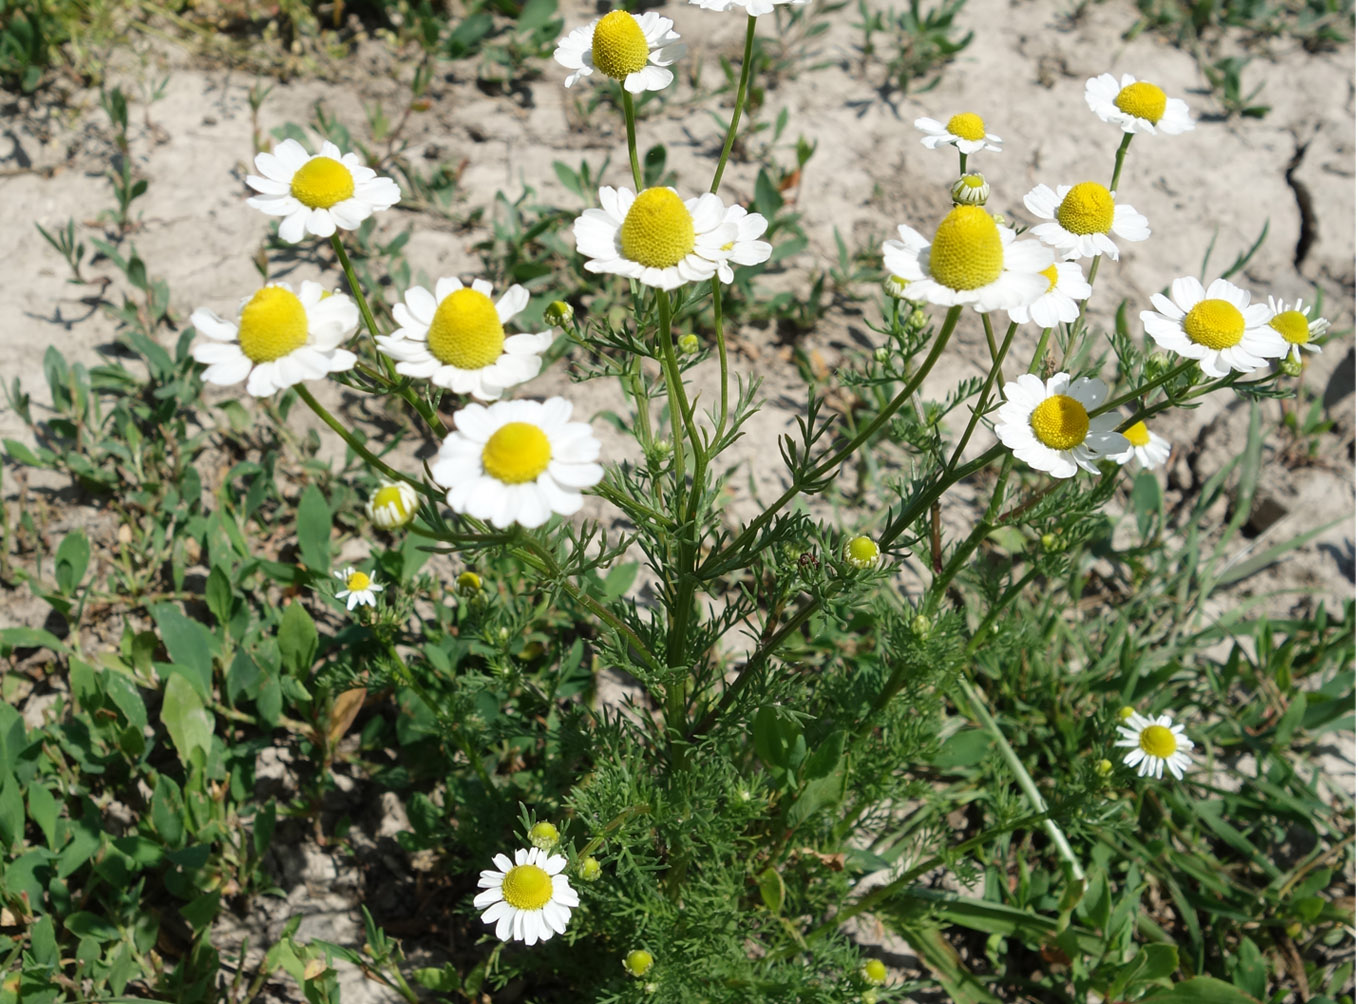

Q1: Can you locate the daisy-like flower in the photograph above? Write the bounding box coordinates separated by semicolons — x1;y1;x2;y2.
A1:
843;535;881;570
882;205;1052;312
914;113;1003;155
1140;277;1285;377
689;0;808;15
1111;420;1171;469
431;397;604;530
1114;709;1195;780
1024;182;1149;261
993;373;1129;478
334;567;382;610
366;480;420;530
246;139;400;244
554;10;684;93
574;186;769;291
1266;296;1329;361
474;847;578;945
1085;73;1194;135
1007;261;1091;327
191;281;359;397
376;278;551;401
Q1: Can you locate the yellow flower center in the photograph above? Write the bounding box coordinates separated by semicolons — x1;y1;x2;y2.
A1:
501;863;554;911
619;188;696;269
1139;724;1178;759
1114;81;1168;124
1123;421;1151;447
482;422;552;484
457;570;482;592
592;11;649;80
1029;394;1089;451
426;288;506;369
847;536;879;564
946;112;986;141
1055;182;1115;236
1118;705;1136;720
237;287;309;363
372;485;412;518
1183;298;1245;350
928;205;1004;291
1040;264;1059;293
289;156;355;209
346;571;371;591
1269;310;1311;345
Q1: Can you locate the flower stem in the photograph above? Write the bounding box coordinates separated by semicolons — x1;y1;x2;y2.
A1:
1091;359;1198;417
711;277;730;440
330;234;381;343
710;15;758;195
295;384;427;494
1109;131;1134;192
944;314;1017;472
621;87;643;190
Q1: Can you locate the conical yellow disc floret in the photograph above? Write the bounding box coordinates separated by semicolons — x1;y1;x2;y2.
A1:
1269;310;1311;345
1139;724;1177;758
592;11;649;80
290;156;355;209
482;423;552;484
346;570;371;591
620;188;696;269
1055;182;1115;236
1114;81;1167;123
501;864;554;910
427;288;506;369
928;206;1003;291
1029;394;1089;450
1123;421;1151;447
1040;264;1059;293
1183;299;1244;349
238;287;309;363
946;112;986;141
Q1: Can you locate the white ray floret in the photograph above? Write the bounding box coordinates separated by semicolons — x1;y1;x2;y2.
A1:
1140;277;1285;378
914;112;1003;155
246;139;400;244
1266;296;1328;361
1007;261;1091;327
1086;73;1194;135
474;847;579;946
993;373;1128;479
1024;182;1149;261
1114;710;1195;780
191;280;359;397
554;11;684;93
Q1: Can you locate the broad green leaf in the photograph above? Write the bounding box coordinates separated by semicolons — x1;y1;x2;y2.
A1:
1139;976;1262;1004
27;783;58;849
278;602;318;678
54;530;90;595
161;674;213;769
892;921;1002;1004
757;866;786;914
152;604;216;698
296;483;332;573
152;774;184;847
0;775;22;850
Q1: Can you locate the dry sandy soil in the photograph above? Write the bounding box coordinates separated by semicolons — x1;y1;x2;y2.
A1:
1;0;1353;998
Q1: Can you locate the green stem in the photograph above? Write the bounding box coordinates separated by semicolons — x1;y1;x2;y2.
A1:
712;277;731;440
621;87;643;190
699;304;962;579
710;15;758;194
1028;325;1053;375
295;384;427;493
1091;359;1197;417
330;234;382;343
1109;132;1134;192
944;314;1017;473
956;672;1086;882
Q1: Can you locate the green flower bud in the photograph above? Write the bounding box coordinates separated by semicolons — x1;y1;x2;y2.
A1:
678;333;700;354
861;958;888;986
578;856;602;881
1278;355;1304;377
529;821;559;850
624;950;654;977
544;300;574;326
950;172;989;206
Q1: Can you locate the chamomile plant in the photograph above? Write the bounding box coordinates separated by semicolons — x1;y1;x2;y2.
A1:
167;18;1348;1004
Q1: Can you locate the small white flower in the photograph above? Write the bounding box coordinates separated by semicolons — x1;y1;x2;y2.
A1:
1140;277;1286;377
1114;710;1195;780
914;112;1003;155
554;11;684;93
1023;182;1150;261
474;847;579;946
334;567;382;610
689;0;808;15
376;278;551;401
191;281;358;397
1085;73;1194;135
882;205;1052;312
366;480;420;530
993;373;1128;478
431;397;604;530
1266;296;1329;361
1111;421;1171;469
950;173;990;206
246;139;400;244
574;186;768;291
1007;261;1091;327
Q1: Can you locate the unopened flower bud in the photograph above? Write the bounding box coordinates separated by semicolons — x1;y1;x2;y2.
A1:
1096;758;1113;776
911;613;931;638
883;274;911;300
1117;705;1135;721
873;346;890;363
861;958;888;986
950;172;989;206
578;856;602;881
843;535;881;570
366;479;419;530
544;300;573;326
678;333;700;355
529;821;559;850
1277;355;1303;377
457;571;482;595
1144;352;1173;382
624;950;654;977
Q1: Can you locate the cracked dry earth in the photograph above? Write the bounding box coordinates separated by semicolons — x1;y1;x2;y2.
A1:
0;0;1353;999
